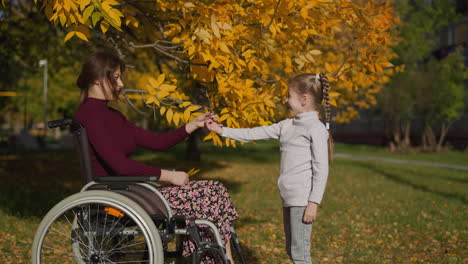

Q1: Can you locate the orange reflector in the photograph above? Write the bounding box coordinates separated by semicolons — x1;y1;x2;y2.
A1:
104;207;125;218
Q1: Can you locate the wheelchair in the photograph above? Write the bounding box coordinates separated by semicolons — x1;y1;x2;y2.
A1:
31;119;245;264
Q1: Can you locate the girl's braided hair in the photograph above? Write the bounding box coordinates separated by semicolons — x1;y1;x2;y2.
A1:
319;73;331;130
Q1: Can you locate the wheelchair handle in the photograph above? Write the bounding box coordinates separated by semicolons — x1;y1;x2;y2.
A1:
48;119;83;129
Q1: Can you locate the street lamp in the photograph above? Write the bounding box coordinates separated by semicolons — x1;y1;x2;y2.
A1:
39;59;48;133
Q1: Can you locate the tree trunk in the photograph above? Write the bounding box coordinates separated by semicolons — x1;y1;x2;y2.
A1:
186;126;203;161
141;115;148;130
389;121;411;152
403;122;411;148
422;125;437;152
390;121;401;152
185;82;209;161
436;122;453;152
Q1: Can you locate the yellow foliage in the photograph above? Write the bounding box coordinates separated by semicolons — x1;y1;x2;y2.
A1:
34;0;399;146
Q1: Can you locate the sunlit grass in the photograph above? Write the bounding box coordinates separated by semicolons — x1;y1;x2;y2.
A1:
0;141;466;263
335;143;468;167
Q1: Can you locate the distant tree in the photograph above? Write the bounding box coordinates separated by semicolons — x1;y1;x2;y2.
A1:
415;52;466;152
377;0;465;152
377;67;413;151
0;1;96;129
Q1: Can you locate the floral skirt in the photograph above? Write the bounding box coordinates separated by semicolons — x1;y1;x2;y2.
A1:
158;180;239;262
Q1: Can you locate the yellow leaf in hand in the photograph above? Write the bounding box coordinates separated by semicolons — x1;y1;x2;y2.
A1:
187;168;200;176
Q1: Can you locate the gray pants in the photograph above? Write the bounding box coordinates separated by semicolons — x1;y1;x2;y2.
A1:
283;207;313;264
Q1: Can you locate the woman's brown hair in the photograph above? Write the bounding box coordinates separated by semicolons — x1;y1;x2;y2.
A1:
76;51;125;105
288;73;334;165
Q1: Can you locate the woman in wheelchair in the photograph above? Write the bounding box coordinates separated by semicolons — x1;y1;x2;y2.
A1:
65;51;238;263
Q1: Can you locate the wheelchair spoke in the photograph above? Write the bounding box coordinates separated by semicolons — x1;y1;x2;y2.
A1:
102;234;145;259
99;205;108;253
56;215;89;252
106;261;150;263
104;239;146;258
100;217;133;247
46;217;92;261
43;235;90;259
42;245;78;258
105;227;134;251
88;204;94;250
48;226;90;252
69;210;91;243
34;194;160;264
102;256;150;264
98;212;124;243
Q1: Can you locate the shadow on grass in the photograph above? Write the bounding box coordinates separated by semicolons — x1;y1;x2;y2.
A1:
0;148;245;217
441;175;468;184
141;157;244;194
351;160;468;204
235;216;267;228
235;241;260;264
149;141;281;164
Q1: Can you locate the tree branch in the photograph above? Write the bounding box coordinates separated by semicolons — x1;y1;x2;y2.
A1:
263;0;281;35
121;89;205;115
253;77;277;83
122;38;208;66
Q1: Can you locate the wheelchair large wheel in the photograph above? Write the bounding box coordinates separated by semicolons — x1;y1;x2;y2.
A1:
32;190;164;264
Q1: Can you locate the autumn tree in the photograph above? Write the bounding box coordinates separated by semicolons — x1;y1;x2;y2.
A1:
26;0;398;157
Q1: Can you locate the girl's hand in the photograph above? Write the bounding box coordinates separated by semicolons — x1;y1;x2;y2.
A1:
160;170;189;186
205;117;223;134
185;112;210;134
303;202;318;224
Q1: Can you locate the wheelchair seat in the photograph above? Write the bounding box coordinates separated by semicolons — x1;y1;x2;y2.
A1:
86;183;170;218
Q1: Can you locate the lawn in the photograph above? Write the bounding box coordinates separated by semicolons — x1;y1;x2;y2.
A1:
0;141;466;263
335;143;468;167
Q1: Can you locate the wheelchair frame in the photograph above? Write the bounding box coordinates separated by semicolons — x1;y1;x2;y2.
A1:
31;119;245;264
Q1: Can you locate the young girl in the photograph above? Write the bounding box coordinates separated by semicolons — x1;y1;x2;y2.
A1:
206;73;333;264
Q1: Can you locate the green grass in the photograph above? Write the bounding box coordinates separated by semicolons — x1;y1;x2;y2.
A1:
0;141;466;263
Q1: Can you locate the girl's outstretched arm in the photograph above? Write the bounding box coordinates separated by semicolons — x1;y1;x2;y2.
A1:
206;117;223;134
206;115;284;143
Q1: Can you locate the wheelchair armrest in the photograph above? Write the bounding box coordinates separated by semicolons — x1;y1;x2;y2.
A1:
94;176;159;182
48;118;83;130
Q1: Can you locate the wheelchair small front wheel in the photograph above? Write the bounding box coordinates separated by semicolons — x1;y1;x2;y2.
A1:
31;190;164;264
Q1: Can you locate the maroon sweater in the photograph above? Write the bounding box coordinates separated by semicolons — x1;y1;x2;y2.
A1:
74;97;189;177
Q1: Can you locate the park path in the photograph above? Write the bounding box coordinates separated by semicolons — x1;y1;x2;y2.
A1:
335;153;468;172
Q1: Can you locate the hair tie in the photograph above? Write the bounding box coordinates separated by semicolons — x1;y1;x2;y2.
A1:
326;122;330;130
315;74;320;81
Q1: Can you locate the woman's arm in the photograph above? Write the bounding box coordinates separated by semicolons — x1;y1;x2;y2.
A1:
85;118;189;185
130;112;210;151
131;124;189;151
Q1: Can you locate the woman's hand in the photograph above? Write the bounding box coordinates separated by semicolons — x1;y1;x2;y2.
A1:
185;112;211;134
303;202;318;224
160;170;189;186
